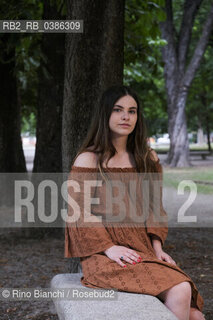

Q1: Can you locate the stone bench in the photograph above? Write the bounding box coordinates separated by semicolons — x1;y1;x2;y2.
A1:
51;273;178;320
189;151;212;160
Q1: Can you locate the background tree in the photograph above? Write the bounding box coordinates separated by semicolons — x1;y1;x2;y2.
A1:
33;0;66;173
0;0;43;173
0;34;26;172
124;0;168;138
63;0;125;272
160;0;213;167
0;0;31;173
62;0;125;173
187;38;213;152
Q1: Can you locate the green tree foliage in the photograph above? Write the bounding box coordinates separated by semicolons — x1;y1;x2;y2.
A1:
187;46;213;150
0;0;43;135
124;0;167;137
173;0;213;147
17;35;41;135
2;0;212;145
124;0;213;147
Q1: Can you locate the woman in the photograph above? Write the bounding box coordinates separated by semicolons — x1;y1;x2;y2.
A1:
65;85;205;320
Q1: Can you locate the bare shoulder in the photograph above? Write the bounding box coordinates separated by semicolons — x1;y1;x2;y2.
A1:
149;148;159;162
73;151;98;168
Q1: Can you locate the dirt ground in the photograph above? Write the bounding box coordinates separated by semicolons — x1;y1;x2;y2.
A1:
0;227;212;320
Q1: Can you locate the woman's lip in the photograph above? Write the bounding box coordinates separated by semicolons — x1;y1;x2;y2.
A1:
119;124;130;127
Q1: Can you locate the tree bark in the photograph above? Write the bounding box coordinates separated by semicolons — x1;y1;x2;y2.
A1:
63;0;125;272
160;0;213;167
205;118;212;152
200;94;212;152
166;89;191;166
197;126;204;145
33;0;65;173
63;0;125;172
0;35;26;173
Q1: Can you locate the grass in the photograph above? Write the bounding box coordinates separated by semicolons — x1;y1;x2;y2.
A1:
163;167;213;195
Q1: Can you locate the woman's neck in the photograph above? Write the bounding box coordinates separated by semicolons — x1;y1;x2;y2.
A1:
111;136;128;155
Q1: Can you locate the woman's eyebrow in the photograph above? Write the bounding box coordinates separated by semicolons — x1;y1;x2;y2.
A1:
114;105;137;109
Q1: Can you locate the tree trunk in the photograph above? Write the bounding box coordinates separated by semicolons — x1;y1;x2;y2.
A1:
0;35;26;173
63;0;125;172
205;118;212;152
30;1;66;239
201;97;212;153
160;0;213;167
33;0;65;173
197;126;204;145
63;0;125;272
167;89;191;167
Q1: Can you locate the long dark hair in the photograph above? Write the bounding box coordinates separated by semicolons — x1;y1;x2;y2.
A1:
72;85;158;174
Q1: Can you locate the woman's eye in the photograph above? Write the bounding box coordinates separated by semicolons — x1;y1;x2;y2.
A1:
113;109;136;113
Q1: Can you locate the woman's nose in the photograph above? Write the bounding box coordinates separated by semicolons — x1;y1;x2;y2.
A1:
121;111;129;119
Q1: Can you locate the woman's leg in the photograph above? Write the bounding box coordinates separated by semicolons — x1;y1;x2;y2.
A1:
189;307;205;320
157;281;192;320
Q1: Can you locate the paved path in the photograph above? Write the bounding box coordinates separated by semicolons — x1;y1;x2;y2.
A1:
163;187;213;228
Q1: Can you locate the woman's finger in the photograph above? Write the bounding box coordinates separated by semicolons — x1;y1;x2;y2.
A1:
124;256;136;265
166;255;176;265
116;258;126;268
125;252;142;263
167;258;176;265
127;249;141;260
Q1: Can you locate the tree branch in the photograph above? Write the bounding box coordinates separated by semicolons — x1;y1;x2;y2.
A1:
178;0;203;75
160;0;176;63
160;0;178;98
183;3;213;87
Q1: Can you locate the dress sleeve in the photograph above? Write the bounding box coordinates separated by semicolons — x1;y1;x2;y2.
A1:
145;159;168;247
64;167;115;258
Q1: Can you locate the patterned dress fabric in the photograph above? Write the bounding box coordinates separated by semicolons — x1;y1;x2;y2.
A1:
65;161;204;312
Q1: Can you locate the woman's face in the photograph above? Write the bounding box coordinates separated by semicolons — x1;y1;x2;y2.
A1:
109;95;138;137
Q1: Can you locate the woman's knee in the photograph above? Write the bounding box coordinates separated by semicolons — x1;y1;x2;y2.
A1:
172;281;192;302
189;307;205;320
177;281;192;297
158;281;192;302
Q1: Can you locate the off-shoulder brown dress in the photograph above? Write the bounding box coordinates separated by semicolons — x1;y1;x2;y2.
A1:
64;160;204;312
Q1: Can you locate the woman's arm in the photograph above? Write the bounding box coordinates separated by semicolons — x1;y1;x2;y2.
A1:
145;151;168;246
65;152;115;258
147;151;176;265
150;234;176;265
150;234;162;253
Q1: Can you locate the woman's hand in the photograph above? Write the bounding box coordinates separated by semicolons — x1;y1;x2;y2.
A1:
154;248;176;266
104;245;142;267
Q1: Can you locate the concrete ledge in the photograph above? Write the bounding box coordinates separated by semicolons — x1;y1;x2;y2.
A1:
51;274;178;320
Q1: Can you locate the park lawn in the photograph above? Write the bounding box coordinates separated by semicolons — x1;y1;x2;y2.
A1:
163;167;213;195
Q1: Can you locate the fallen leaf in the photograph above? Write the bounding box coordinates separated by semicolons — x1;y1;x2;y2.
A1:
52;268;61;273
0;259;8;264
185;241;196;248
164;244;176;249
